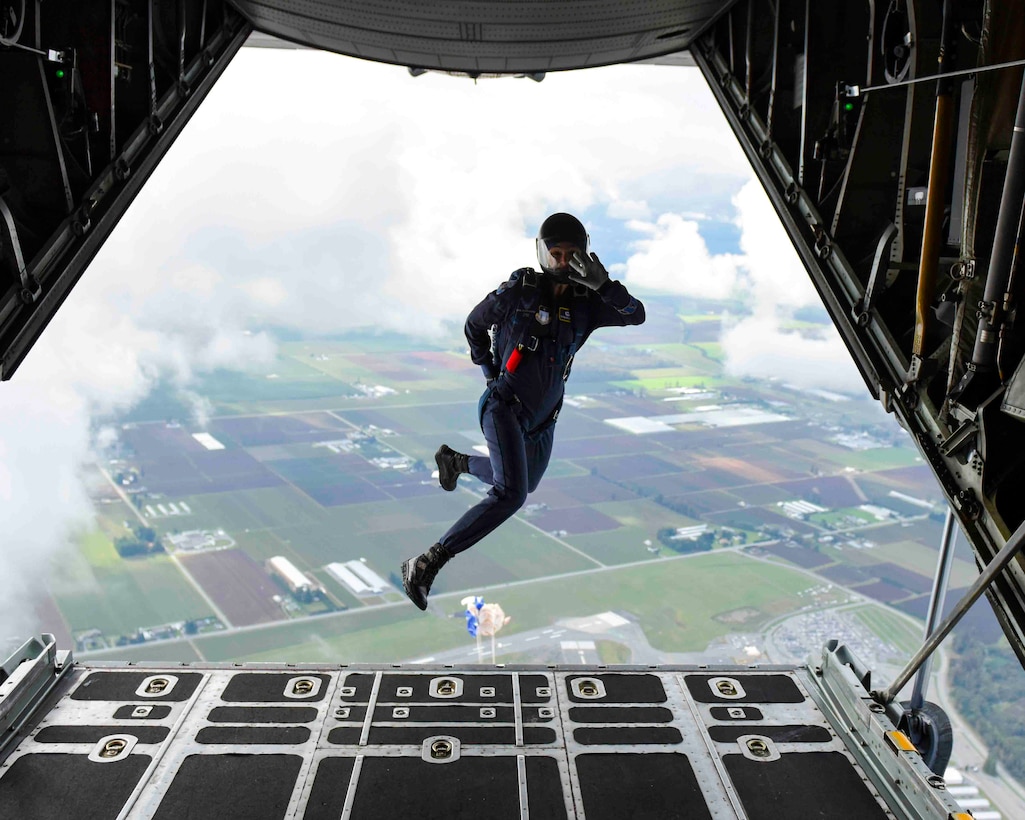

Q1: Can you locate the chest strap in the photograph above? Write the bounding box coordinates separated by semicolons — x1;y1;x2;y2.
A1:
505;272;555;374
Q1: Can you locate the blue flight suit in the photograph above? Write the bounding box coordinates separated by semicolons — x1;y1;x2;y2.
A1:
438;269;645;555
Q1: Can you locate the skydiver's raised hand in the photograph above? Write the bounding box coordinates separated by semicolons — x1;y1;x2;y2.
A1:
568;251;610;291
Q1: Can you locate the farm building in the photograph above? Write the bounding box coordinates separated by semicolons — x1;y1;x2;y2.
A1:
326;560;390;596
266;556;317;601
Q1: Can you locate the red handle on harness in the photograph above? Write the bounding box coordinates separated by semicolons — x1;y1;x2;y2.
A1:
505;347;522;374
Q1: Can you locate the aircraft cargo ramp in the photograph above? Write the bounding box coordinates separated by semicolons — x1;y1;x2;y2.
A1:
0;636;969;819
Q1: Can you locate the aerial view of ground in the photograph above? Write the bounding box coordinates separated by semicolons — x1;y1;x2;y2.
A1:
35;292;974;677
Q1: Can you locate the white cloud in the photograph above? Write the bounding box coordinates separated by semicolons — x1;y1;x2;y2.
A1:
720;315;864;394
0;378;93;641
84;52;752;336
732;179;821;311
622;212;746;298
723;181;863;394
615;178;863;394
606;199;652;220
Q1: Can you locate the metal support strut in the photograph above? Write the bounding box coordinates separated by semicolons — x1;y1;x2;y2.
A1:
909;508;957;711
873;515;1025;705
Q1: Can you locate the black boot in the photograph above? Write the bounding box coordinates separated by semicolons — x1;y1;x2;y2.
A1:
401;543;453;611
435;444;469;491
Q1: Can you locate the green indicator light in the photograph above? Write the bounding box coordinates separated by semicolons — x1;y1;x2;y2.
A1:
55;69;65;79
844;102;854;111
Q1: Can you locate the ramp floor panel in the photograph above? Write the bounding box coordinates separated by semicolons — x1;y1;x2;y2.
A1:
0;665;898;818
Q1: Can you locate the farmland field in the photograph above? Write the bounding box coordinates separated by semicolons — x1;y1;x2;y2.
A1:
180;549;286;626
65;296;969;668
53;530;210;639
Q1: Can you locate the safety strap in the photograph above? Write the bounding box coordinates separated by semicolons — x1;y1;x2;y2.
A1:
562;285;590;382
506;271;553;374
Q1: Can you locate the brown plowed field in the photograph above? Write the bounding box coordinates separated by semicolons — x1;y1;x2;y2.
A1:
181;549;286;627
695;455;783;484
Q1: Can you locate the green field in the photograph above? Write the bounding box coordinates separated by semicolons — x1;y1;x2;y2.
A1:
52;530;210;638
852;604;923;657
808;507;877;528
435;551;818;653
94;550;822;663
864;537;978;588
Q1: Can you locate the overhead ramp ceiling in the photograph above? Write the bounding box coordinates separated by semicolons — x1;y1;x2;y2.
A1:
228;0;726;73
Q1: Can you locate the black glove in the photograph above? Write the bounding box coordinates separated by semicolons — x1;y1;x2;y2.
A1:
568;251;610;291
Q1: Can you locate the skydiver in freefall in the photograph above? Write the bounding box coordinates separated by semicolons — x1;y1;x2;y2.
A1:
400;213;646;610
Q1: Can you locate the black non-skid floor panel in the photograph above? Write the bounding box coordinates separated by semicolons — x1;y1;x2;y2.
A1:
219;673;330;703
565;674;667;703
195;726;312;745
525;727;558;744
301;757;356;820
0;667;893;819
340;672;553;703
373;704;517;722
569;706;674;723
576;753;713;820
333;706;367;722
525;756;570;820
326;727;362;745
367;726;517;745
208;705;319;723
112;704;173;720
709;706;764;721
724;752;890;819
519;674;555;703
352;756;522;820
708;725;832;743
34;725;170;744
375;673;515;702
0;753;152;820
685;674;805;703
71;671;203;702
151;754;303;820
573;726;683;745
338;673;376;701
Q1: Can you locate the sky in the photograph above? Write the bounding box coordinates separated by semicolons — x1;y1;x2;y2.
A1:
0;47;866;642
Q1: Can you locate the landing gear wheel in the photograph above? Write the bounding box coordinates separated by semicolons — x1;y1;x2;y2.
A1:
899;700;953;776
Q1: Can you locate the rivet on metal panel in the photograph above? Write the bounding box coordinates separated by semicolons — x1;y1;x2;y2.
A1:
437;679;457;696
579;680;599;697
393;707;409;719
538;707;554;719
335;707;350;719
132;706;152;718
292;679;315;696
536;687;551;698
145;678;168;695
101;738;127;758
480;687;495;697
430;739;453;759
927;775;945;789
716;680;738;697
727;707;746;719
480;707;496;718
339;686;356;697
746;738;771;758
396;686;413;697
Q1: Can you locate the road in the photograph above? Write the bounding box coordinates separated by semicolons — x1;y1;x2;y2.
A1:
96;463;234;633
